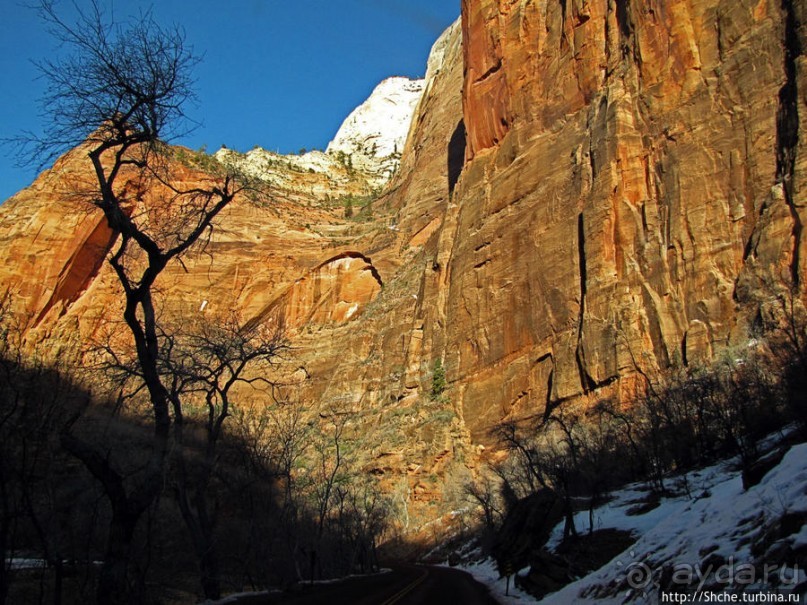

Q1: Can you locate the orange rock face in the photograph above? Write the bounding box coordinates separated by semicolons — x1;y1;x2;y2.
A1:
439;0;807;440
461;0;512;159
253;252;383;328
0;0;805;524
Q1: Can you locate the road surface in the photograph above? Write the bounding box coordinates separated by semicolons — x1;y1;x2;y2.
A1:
229;564;501;605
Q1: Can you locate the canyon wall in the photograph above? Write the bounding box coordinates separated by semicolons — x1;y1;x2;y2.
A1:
0;0;805;523
434;0;807;438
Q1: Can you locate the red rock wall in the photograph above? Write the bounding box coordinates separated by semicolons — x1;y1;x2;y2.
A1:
1;0;805;462
461;0;512;159
436;0;807;439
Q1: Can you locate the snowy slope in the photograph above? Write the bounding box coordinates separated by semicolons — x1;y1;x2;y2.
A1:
326;76;424;180
213;76;425;192
457;438;807;604
543;444;807;603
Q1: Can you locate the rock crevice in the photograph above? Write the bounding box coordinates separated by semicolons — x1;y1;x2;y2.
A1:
776;0;803;285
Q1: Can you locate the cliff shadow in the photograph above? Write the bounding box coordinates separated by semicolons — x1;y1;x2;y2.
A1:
447;120;466;195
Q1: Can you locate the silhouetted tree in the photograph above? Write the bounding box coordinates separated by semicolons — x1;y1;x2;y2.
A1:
464;473;504;547
0;298;105;605
19;2;253;602
161;314;285;599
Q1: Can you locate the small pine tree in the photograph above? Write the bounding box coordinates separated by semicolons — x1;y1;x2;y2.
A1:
431;358;447;401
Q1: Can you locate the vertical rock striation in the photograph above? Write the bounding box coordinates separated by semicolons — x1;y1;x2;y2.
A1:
430;0;807;440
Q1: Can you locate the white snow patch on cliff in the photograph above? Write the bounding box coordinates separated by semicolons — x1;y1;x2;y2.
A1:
212;20;463;191
326;76;424;181
213;146;358;197
214;77;425;191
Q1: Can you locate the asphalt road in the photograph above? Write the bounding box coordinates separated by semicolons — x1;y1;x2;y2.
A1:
229;564;501;605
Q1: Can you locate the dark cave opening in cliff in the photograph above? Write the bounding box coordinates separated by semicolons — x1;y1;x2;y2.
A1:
447;119;466;195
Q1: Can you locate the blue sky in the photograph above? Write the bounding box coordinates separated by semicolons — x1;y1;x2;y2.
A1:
0;1;459;202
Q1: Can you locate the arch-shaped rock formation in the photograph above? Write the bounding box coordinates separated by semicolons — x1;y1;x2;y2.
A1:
254;252;383;330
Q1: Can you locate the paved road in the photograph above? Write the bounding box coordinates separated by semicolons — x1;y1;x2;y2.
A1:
229;564;501;605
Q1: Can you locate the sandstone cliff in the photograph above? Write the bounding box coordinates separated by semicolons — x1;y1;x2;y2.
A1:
0;0;805;528
444;0;806;436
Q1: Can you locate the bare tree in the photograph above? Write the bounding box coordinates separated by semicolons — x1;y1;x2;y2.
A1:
17;2;254;602
162;314;286;599
0;297;104;605
263;400;311;583
766;284;807;429
307;407;352;582
464;472;504;543
336;476;391;574
495;421;551;497
227;400;309;587
539;415;580;541
0;297;24;605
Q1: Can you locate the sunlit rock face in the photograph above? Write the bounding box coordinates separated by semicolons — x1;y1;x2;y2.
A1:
251;252;384;329
430;0;807;439
0;0;805;524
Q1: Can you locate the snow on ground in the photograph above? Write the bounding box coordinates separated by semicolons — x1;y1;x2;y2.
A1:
5;558;48;570
201;588;281;605
545;443;807;603
456;437;807;604
458;556;534;604
4;557;103;570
